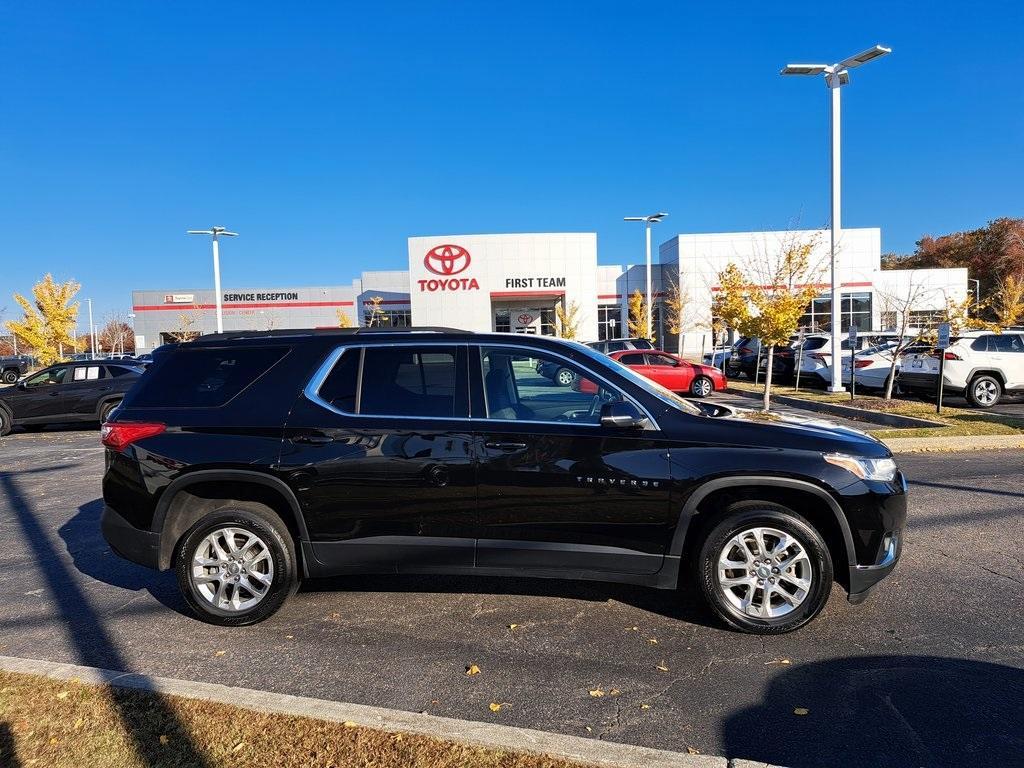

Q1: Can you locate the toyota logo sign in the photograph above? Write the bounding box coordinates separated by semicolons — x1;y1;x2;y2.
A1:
424;244;471;276
517;313;535;325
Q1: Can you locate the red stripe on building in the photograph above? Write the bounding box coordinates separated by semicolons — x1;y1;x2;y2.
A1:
132;300;355;311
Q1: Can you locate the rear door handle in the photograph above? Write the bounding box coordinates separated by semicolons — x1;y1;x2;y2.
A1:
293;434;334;445
484;441;527;451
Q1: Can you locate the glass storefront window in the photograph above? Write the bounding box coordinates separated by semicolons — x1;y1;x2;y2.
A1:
798;292;871;333
598;305;622;340
494;309;511;333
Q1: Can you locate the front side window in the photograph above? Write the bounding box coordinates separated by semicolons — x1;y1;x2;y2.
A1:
24;367;68;387
645;353;678;367
480;346;623;425
359;347;459;418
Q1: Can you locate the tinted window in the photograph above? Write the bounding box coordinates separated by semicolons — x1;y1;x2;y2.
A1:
318;349;360;412
606;341;627;352
618;353;646;366
646;353;678;366
801;338;829;351
24;367;68;387
128;347;288;407
993;334;1024;353
971;336;990;352
359;348;458;418
631;339;655;350
481;346;621;425
106;365;138;378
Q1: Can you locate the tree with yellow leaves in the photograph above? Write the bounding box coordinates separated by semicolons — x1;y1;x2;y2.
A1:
714;238;822;410
991;273;1024;328
336;308;354;328
627;290;654;344
364;296;385;327
5;274;80;366
555;300;580;340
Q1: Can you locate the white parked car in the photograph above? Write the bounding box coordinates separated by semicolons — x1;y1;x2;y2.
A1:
898;330;1024;407
841;342;931;391
798;332;913;385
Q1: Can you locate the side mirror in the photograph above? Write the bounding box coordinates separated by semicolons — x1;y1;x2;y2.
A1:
16;380;27;390
600;400;649;429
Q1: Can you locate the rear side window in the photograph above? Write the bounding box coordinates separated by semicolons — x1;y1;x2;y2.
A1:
318;349;360;412
606;341;627;352
631;339;655;350
359;348;459;418
619;353;646;366
128;346;288;407
105;365;137;378
72;366;102;381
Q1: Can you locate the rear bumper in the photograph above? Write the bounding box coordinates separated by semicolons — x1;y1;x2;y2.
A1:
101;504;161;570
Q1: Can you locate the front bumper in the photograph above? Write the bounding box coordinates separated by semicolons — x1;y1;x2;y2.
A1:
847;532;901;604
101;504;161;570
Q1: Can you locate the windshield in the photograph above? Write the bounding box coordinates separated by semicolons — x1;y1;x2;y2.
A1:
567;341;704;416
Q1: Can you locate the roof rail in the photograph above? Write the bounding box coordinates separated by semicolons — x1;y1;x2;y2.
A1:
192;326;468;343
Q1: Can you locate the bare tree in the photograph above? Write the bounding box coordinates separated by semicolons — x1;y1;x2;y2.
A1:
167;305;203;343
100;311;134;355
874;280;931;400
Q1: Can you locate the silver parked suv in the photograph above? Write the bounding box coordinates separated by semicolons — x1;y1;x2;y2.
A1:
898;330;1024;407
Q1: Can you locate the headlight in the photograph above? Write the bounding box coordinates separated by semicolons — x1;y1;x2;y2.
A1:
823;453;898;482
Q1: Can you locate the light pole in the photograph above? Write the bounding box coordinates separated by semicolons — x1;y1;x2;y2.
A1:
968;278;980;308
187;226;238;334
87;298;97;360
782;44;891;392
624;212;668;341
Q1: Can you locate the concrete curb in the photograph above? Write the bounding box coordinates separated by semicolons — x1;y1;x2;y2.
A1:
728;389;946;429
0;655;783;768
882;434;1024;454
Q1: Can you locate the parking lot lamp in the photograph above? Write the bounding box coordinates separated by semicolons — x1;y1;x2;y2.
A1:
624;213;668;341
187;227;238;334
87;298;97;360
782;44;891;392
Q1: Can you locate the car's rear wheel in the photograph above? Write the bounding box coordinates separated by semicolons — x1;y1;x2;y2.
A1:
690;375;714;398
966;375;1001;408
99;400;119;423
175;502;298;626
0;408;11;437
2;370;17;384
554;367;576;387
695;502;833;634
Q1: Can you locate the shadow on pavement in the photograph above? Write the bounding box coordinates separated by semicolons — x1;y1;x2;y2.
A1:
723;655;1024;768
0;467;210;767
58;498;186;614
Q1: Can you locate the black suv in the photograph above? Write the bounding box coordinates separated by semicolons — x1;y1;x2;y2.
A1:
0;360;142;435
101;329;905;634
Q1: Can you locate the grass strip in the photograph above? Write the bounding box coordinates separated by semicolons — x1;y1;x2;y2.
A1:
0;670;594;768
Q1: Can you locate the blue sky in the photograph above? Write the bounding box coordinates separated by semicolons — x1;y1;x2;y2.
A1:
1;0;1021;320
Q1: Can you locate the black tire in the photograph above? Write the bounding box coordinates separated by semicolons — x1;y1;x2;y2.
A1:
965;374;1002;408
554;367;576;387
0;408;11;437
694;502;833;635
2;369;17;384
690;375;714;398
99;400;120;423
175;502;299;626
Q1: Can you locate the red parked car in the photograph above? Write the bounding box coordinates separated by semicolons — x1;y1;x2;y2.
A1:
575;350;727;398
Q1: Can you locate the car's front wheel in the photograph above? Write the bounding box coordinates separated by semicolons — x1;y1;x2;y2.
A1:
695;502;833;634
554;367;576;387
0;408;11;437
690;375;714;398
966;375;1002;408
175;502;298;626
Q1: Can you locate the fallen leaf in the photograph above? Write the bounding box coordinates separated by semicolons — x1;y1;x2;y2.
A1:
214;650;226;657
588;688;605;698
656;662;669;672
159;735;169;745
647;638;659;644
343;722;358;727
794;707;810;716
640;704;651;710
609;688;621;696
466;665;481;676
626;626;639;631
585;726;593;733
73;718;84;730
781;659;792;665
232;741;245;752
56;691;69;700
488;702;504;713
687;747;700;755
508;624;519;630
285;635;294;640
394;734;403;742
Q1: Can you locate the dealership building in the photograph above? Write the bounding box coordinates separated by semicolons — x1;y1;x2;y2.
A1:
131;228;966;354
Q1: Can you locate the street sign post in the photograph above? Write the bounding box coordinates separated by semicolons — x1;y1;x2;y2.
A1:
794;327;806;391
936;322;951;414
848;324;859;400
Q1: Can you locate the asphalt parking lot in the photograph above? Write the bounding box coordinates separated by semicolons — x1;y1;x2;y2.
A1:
1;428;1022;768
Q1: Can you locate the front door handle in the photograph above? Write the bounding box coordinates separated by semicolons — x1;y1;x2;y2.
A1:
293;434;334;445
484;441;527;451
48;391;60;397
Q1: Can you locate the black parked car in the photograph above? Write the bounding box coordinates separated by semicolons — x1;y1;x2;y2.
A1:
0;355;31;384
0;361;143;435
101;328;905;634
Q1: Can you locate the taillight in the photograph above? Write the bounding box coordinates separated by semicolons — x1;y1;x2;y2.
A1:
809;353;830;361
944;351;962;361
738;347;753;355
854;359;873;369
101;422;166;452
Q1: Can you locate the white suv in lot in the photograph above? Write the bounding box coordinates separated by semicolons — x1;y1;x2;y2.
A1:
797;332;911;385
898;330;1024;407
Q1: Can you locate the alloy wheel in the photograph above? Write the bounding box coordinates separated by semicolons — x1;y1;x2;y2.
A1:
973;379;998;405
556;368;575;386
717;526;813;619
190;527;275;612
692;377;712;397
